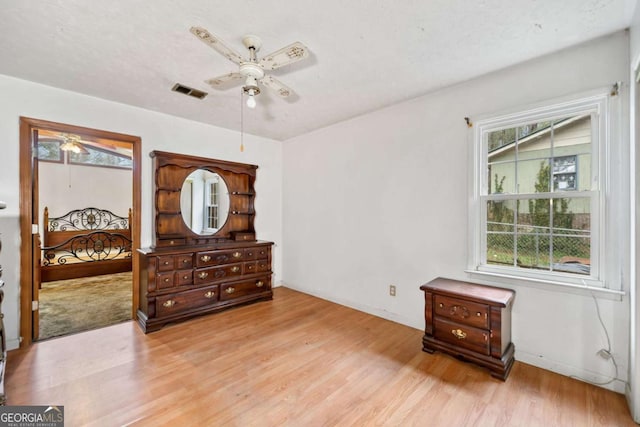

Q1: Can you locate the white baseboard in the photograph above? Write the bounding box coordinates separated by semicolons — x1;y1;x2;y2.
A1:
516;349;627;394
7;338;20;351
280;283;422;330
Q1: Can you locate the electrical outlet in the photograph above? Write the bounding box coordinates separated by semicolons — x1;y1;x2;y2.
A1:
389;285;396;297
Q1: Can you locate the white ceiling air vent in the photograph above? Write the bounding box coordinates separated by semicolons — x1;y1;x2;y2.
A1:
171;83;208;100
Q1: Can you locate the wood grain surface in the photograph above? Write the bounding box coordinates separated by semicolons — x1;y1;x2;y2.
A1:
6;287;634;426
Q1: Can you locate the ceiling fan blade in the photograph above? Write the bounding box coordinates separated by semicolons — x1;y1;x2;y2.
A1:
205;72;243;89
260;75;295;98
190;27;247;65
258;42;310;70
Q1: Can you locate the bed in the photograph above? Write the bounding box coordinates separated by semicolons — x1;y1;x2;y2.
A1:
40;207;133;282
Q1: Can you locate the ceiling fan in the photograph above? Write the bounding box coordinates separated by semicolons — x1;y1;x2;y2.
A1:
58;133;89;155
190;27;310;108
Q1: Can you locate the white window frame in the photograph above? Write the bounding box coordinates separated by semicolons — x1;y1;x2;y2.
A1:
469;92;612;289
203;177;220;232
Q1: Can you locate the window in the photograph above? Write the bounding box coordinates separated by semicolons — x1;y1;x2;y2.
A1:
68;145;132;169
470;93;610;288
36;139;63;163
37;137;132;169
204;177;220;231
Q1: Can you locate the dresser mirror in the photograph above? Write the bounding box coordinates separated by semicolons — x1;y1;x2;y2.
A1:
180;169;230;235
151;150;258;248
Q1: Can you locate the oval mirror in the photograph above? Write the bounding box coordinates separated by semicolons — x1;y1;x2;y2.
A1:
180;169;230;235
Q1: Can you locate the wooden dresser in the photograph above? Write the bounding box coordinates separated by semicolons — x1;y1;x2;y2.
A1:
137;151;273;332
138;241;272;333
420;277;515;380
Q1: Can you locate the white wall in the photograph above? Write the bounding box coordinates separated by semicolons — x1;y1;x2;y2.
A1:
39;161;133;229
629;1;640;420
0;74;283;350
283;31;631;393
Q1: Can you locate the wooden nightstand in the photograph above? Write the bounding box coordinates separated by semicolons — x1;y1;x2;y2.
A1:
420;277;515;380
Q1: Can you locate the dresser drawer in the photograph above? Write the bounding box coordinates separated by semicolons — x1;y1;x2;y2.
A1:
157;255;175;272
196;249;244;267
434;295;489;329
243;248;259;260
244;261;257;274
220;277;271;301
156;271;175;290
175;254;194;269
157;254;193;272
434;317;490;356
194;263;243;284
156;285;219;317
256;260;270;273
256;247;270;260
175;269;193;286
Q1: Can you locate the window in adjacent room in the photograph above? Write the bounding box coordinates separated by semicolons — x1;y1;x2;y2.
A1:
204;177;220;231
68;144;133;169
36;138;63;163
470;93;611;288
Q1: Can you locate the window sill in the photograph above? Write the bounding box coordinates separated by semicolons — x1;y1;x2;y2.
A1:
464;269;625;301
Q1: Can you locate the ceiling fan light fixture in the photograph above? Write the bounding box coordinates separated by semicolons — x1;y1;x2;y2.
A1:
60;134;90;155
246;91;257;109
243;76;260;109
60;141;89;155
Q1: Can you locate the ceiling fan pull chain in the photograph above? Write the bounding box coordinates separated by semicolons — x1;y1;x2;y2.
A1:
240;89;244;153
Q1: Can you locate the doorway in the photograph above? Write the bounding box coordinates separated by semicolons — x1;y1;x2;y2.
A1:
19;118;141;345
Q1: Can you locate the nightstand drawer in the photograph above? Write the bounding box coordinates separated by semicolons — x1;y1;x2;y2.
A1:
434;295;489;329
434;317;490;356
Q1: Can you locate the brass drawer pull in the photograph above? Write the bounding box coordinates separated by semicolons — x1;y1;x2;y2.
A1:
477;312;482;317
439;303;444;308
256;281;264;288
200;255;211;262
233;251;242;258
247;252;254;257
183;275;189;280
164;278;170;282
163;300;176;308
451;329;467;340
231;266;240;273
204;291;215;299
163;261;170;265
198;272;209;279
182;259;190;264
225;287;235;294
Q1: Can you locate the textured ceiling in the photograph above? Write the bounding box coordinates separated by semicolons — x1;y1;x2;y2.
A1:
0;0;635;140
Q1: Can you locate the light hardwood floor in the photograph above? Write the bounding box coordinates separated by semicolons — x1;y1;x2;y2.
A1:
6;287;635;426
